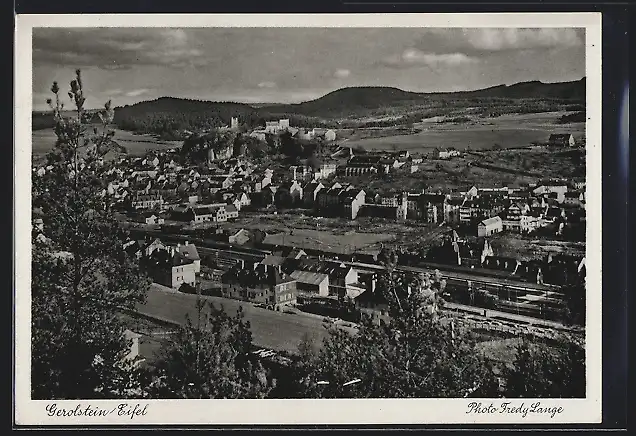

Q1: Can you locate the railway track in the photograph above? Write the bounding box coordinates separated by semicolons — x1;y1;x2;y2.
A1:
135;228;561;296
132;228;568;324
341;259;560;295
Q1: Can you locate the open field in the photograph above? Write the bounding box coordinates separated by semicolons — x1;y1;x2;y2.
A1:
262;227;394;255
225;211;444;251
341;112;585;153
488;233;586;261
136;285;346;355
32;127;182;157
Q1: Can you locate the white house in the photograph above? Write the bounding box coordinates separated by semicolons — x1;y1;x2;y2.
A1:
477;216;503;237
438;149;461;160
315;163;337;180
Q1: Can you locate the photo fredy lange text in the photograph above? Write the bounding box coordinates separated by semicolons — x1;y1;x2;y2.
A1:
467;401;564;418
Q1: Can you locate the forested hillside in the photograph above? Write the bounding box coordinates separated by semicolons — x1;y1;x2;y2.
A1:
32;78;586;134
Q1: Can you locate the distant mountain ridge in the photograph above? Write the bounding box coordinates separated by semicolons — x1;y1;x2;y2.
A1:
259;78;586;116
33;78;585;132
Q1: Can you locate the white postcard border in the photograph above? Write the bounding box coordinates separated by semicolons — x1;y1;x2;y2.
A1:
14;13;602;425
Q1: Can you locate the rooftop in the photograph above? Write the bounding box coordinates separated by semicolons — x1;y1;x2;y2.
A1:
290;270;329;286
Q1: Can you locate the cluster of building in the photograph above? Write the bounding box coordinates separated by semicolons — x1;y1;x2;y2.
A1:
221;246;442;325
110;154;261;225
36;147;341;226
427;230;586;287
294;177;585;236
249;118;337;142
123;231;378;312
338;150;422;176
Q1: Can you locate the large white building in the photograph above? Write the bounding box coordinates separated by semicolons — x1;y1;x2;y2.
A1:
264;119;291;134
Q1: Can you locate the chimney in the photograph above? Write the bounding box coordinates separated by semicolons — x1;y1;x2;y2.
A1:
185;241;189;246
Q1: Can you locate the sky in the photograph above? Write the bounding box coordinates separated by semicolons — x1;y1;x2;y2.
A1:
32;27;586;111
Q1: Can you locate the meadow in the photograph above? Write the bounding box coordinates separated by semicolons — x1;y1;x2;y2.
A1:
340;112;585;153
32;127;182;157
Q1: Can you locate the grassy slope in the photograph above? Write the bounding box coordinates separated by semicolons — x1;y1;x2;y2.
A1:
138;285;343;354
32;127;181;157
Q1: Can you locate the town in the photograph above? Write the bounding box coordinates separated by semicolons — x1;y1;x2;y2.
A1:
33;115;586;336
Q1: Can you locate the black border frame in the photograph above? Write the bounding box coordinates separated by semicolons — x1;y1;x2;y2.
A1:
11;1;631;431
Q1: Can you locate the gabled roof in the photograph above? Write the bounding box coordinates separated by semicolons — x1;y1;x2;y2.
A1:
261;255;286;266
222;263;295;287
146;248;194;268
290;270;329;286
286;248;307;259
303;181;322;191
176;244;200;261
480;216;502;226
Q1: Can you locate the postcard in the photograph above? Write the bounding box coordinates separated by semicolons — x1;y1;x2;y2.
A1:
14;12;602;425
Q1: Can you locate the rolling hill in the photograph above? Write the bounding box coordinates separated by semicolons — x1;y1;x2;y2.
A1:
33;78;585;133
260;78;586;116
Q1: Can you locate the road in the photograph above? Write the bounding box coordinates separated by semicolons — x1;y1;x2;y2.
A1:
135;285;353;355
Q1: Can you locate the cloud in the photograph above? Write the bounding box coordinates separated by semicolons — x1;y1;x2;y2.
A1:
469;28;582;51
125;88;151;97
334;69;351;79
379;28;581;70
257;81;277;89
418;28;584;55
402;49;477;66
32;28;209;70
382;48;478;69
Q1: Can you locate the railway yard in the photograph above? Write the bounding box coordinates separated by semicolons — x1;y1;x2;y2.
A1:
127;223;584;366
